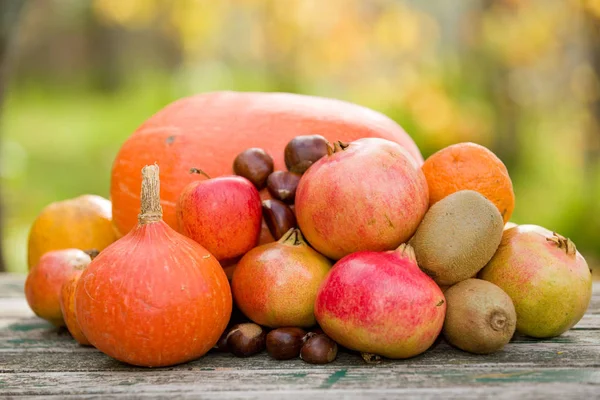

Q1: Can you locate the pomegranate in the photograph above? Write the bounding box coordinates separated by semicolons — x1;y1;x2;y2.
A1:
295;138;428;260
479;225;592;338
232;228;332;328
315;244;446;359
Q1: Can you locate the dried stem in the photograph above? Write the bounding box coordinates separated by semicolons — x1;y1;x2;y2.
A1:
361;352;382;364
395;243;417;263
280;228;305;246
138;164;163;224
546;232;576;257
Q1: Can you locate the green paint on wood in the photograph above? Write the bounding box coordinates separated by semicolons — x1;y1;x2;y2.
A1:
474;369;600;384
320;369;347;389
289;372;308;378
9;321;52;332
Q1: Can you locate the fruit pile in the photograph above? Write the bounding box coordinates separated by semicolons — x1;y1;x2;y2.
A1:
24;92;593;368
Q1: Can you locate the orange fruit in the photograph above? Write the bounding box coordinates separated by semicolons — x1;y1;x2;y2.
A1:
422;142;515;223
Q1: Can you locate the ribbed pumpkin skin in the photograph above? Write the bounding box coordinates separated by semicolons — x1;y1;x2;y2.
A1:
111;91;423;236
60;270;91;345
75;220;232;367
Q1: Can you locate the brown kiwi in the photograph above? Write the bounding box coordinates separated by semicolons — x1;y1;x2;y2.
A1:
410;190;504;286
443;279;516;354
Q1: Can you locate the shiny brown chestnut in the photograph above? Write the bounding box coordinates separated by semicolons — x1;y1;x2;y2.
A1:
267;171;301;204
300;334;338;364
226;323;267;357
233;148;274;189
266;327;307;360
215;330;230;352
262;199;297;240
284;135;329;174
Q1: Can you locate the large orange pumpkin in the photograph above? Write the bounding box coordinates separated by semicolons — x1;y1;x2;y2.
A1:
111;91;422;236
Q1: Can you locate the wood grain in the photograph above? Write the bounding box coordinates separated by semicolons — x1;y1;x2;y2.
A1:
0;275;598;399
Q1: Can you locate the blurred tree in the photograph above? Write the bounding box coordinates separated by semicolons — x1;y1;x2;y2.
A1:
2;0;599;272
0;0;27;272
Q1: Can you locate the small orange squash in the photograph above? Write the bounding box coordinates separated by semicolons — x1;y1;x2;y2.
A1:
59;250;98;346
28;195;117;269
111;92;423;236
76;165;232;367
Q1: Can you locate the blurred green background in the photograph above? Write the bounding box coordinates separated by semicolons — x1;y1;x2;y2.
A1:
2;0;599;274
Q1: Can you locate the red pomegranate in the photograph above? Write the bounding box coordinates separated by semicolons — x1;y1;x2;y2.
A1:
315;244;446;359
295;138;428;260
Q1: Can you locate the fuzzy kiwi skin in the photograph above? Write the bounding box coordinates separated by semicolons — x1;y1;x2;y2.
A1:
410;190;504;286
443;279;516;354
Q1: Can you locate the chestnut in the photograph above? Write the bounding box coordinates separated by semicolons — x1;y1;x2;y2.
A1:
300;334;338;364
215;331;230;352
266;327;307;360
262;199;297;240
266;171;301;204
284;135;329;174
233;148;274;189
226;323;267;357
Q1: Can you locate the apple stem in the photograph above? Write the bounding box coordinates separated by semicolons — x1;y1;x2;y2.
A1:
280;228;305;246
138;164;163;225
546;232;576;256
189;168;211;179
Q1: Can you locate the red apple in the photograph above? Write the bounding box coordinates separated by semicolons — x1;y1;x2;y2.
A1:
25;249;92;326
177;176;262;261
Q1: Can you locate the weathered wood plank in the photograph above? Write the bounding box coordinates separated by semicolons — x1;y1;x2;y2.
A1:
1;327;599;372
7;385;600;400
0;298;34;319
1;275;598;398
0;273;27;298
0;368;599;397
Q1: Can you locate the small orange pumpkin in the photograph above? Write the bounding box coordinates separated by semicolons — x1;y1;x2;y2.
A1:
76;165;232;367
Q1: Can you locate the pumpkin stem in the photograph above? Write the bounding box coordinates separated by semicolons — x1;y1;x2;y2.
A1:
279;228;305;246
546;232;576;257
139;164;163;224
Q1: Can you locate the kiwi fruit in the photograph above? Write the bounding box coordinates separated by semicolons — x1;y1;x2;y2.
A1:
443;279;516;354
410;190;503;286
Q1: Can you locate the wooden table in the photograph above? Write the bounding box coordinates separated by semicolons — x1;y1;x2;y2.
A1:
1;274;599;399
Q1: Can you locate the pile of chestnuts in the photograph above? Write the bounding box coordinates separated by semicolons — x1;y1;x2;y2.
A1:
233;134;329;240
228;136;339;365
216;323;338;365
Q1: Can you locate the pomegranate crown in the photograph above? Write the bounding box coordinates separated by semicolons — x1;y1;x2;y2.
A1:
546;232;576;257
395;243;417;263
